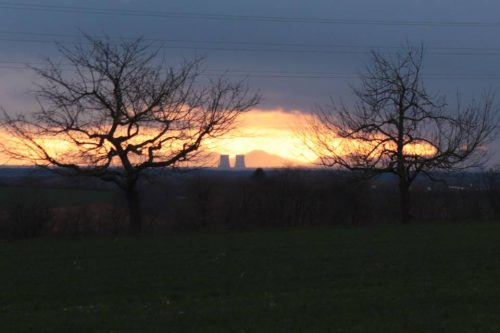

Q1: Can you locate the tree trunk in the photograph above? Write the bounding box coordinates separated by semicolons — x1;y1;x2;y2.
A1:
125;187;142;233
399;180;411;224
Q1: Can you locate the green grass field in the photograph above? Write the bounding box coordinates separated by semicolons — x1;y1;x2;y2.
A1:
1;223;500;332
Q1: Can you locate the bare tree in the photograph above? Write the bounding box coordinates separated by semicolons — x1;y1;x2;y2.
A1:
303;46;498;223
1;35;260;233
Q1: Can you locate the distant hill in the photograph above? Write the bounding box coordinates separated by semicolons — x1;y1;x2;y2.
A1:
244;150;308;168
209;150;310;168
204;150;308;168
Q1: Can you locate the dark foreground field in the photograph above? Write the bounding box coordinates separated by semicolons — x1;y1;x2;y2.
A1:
1;223;500;332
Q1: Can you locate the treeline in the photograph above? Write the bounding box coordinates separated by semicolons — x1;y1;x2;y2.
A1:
1;168;500;238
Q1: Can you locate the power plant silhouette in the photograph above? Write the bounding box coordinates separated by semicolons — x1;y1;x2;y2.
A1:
235;155;246;169
218;154;246;170
218;155;230;169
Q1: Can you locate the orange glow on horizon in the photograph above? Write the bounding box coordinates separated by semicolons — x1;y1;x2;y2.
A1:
0;109;439;168
206;109;318;165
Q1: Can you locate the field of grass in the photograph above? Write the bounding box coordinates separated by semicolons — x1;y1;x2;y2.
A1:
1;223;500;332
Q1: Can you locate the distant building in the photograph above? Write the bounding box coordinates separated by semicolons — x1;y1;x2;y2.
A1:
235;154;246;169
218;155;230;169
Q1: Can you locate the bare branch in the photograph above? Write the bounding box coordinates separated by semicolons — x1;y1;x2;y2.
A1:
301;44;499;223
1;34;261;232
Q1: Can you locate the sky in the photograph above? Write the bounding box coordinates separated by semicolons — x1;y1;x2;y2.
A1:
1;0;500;166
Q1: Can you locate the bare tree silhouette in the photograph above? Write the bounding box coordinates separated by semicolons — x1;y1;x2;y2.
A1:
2;35;260;233
303;45;498;223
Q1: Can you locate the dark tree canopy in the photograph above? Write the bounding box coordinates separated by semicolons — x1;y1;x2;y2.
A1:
2;35;260;232
304;46;498;222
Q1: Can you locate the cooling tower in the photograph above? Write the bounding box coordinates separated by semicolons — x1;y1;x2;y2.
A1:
235;154;246;169
218;154;230;169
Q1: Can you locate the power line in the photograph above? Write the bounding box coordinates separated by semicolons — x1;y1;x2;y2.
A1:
0;2;499;28
1;31;500;53
1;61;500;81
2;36;500;57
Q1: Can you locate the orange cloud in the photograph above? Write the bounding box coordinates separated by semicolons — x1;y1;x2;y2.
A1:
206;109;318;164
0;108;438;168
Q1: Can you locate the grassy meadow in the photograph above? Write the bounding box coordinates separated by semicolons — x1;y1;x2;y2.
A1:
1;223;500;332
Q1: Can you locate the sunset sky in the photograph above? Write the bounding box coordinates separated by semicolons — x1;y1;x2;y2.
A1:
1;1;500;167
0;110;318;167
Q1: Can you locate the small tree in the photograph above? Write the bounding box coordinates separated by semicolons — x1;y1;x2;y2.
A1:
2;35;259;233
303;46;498;223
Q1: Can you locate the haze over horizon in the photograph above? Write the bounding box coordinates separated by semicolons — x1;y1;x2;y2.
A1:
1;1;500;166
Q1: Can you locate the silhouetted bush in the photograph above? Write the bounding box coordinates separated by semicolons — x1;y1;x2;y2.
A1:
1;168;499;237
1;191;51;238
50;203;128;236
150;169;499;230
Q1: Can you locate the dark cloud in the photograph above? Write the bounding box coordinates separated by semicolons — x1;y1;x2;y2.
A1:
1;1;500;126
